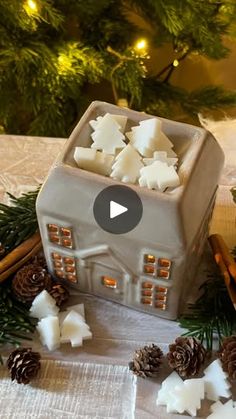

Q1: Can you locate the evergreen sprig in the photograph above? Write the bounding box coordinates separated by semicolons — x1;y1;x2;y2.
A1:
179;272;236;350
0;0;236;135
0;187;40;257
0;283;36;364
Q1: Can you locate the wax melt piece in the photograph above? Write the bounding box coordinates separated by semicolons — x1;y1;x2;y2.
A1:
143;151;178;167
30;290;59;319
74;147;114;175
204;359;231;401
110;144;143;183
207;400;236;419
90;113;127;133
91;113;126;154
126;118;175;157
156;371;183;413
172;378;205;417
37;315;60;351
126;118;161;157
139;161;180;191
60;310;92;347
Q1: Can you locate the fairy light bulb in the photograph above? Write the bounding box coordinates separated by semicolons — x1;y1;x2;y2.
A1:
134;38;148;53
173;59;179;67
24;0;38;14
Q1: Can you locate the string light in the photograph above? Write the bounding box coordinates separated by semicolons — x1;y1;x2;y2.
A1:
24;0;38;15
173;59;179;67
134;38;148;53
58;53;72;74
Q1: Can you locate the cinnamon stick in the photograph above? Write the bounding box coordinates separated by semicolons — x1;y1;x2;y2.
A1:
0;232;41;274
208;234;236;309
211;234;236;279
0;240;42;283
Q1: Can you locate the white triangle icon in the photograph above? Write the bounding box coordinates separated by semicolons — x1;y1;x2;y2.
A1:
110;201;128;219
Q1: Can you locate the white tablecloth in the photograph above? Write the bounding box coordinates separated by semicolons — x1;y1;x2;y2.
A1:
0;121;235;418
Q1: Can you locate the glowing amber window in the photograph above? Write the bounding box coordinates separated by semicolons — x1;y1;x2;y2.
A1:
142;282;153;289
155;286;168;294
65;266;75;273
143;265;155;275
53;260;63;268
141;298;152;305
66;274;77;283
47;224;59;233
63;257;75;265
155;294;167;302
141;290;152;297
155;301;166;310
144;254;156;264
101;276;117;289
61;238;72;248
60;227;71;237
159;258;171;269
49;235;60;244
52;252;62;260
157;269;170;279
54;270;65;279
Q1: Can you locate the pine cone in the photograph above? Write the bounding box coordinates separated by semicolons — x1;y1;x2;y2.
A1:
129;344;163;378
12;263;52;304
49;284;69;307
219;335;236;380
167;337;206;378
7;348;41;384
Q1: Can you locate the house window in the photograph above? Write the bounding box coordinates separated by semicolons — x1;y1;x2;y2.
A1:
143;254;172;280
47;224;73;249
51;252;78;283
140;280;168;310
101;276;117;289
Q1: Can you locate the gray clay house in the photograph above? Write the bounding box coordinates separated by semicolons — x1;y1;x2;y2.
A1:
36;101;224;319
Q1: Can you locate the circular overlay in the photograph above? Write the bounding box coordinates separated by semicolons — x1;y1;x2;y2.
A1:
93;185;143;234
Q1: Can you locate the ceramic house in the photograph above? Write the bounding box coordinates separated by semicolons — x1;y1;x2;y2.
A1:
36;101;224;320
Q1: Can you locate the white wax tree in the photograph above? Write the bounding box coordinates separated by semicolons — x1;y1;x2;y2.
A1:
203;359;231;401
110;144;143;183
207;400;236;419
91;113;126;154
143;151;178;167
90;113;127;133
172;378;205;417
126;118;176;157
156;371;184;413
139;161;180;191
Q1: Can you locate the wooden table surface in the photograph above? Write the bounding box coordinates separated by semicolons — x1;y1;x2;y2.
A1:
0;125;235;418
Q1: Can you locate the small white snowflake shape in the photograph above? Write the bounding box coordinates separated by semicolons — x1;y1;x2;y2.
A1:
89;113;127;133
143;151;178;167
172;378;205;417
126;118;162;157
74;147;114;176
139;160;180;191
203;359;231;401
91;113;126;154
207;399;236;419
110;144;143;183
156;371;184;413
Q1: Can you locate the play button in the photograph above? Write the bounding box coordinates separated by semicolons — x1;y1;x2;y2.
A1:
93;185;143;234
110;201;128;219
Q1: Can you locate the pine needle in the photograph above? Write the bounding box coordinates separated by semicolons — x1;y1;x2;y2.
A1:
178;272;236;350
0;186;40;258
0;283;37;364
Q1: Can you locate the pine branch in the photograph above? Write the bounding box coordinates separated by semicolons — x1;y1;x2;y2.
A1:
179;272;236;350
0;283;36;363
0;187;40;258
